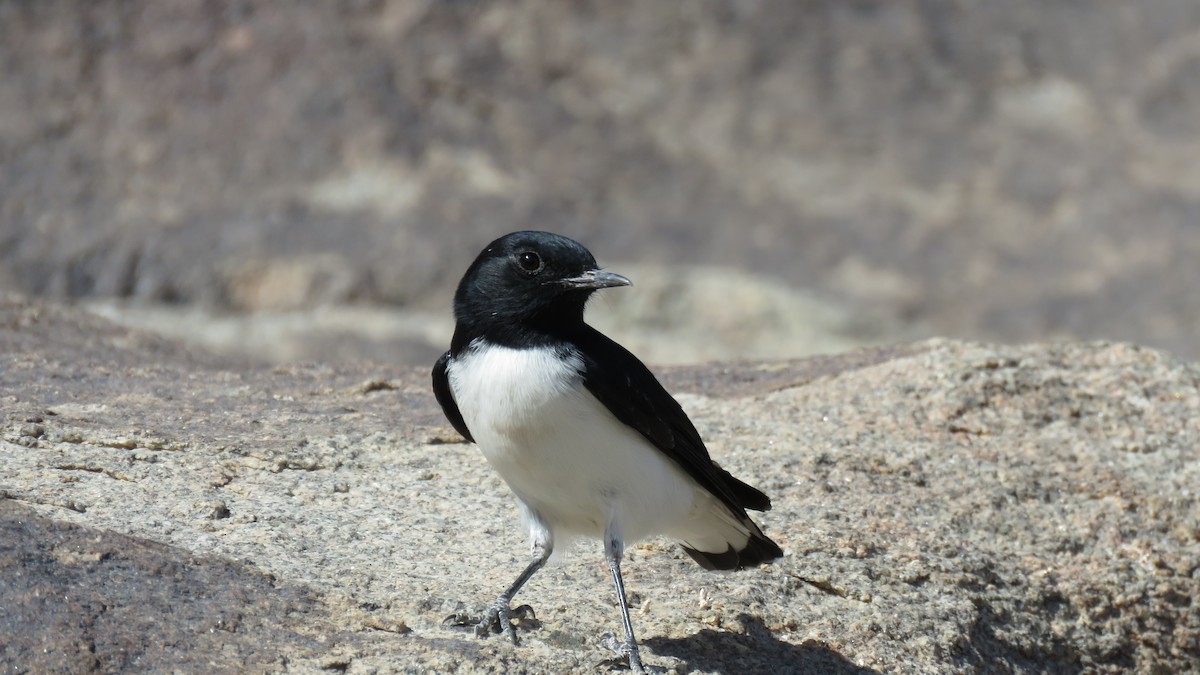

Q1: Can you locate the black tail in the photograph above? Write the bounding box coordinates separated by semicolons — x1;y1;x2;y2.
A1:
681;524;783;571
680;463;780;570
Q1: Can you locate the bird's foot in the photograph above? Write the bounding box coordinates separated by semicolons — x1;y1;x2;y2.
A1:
443;602;538;644
475;600;536;643
599;632;659;674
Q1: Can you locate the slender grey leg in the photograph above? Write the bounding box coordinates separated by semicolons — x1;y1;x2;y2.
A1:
445;507;554;644
445;520;551;645
604;530;646;675
477;539;552;644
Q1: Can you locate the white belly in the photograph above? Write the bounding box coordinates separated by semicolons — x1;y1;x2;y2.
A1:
446;342;700;542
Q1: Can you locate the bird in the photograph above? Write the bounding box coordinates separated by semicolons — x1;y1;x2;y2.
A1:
432;231;783;673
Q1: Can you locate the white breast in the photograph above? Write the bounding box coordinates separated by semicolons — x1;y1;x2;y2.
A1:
446;341;701;543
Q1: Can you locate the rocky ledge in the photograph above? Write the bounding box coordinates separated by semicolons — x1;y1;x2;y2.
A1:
1;296;1197;673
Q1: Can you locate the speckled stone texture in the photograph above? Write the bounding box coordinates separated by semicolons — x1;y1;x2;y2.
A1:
2;298;1196;673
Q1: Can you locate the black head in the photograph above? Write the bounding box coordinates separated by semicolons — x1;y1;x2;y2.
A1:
450;231;630;351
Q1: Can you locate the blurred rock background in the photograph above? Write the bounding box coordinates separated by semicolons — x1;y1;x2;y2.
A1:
3;0;1199;364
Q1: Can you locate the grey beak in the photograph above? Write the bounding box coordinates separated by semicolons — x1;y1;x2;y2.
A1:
560;269;633;290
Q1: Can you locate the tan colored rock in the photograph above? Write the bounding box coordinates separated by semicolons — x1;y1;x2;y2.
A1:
2;298;1196;672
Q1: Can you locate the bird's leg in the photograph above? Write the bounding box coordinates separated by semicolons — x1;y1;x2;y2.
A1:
475;539;550;643
446;523;552;645
604;529;647;675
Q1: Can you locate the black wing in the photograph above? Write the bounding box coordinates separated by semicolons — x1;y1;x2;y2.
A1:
575;327;770;515
432;351;474;443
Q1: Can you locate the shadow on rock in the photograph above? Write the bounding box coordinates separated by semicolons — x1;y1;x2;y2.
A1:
644;614;878;674
0;500;336;672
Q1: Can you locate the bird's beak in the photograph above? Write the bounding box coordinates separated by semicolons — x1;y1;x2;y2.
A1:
560;269;633;290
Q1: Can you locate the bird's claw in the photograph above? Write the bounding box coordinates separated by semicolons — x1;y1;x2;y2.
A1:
599;632;652;674
445;601;538;645
442;608;475;627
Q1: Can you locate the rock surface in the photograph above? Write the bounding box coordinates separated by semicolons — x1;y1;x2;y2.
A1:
2;297;1197;673
4;2;1200;359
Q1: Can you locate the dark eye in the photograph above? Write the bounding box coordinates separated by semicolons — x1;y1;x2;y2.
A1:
517;251;543;273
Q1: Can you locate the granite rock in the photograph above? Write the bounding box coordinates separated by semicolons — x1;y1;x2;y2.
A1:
2;298;1196;673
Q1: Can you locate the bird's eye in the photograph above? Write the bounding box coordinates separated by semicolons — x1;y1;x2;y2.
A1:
517;251;543;273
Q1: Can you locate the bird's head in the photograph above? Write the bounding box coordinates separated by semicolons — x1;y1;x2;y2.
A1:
451;231;631;347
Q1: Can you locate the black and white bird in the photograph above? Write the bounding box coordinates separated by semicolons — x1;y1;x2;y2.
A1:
432;231;782;673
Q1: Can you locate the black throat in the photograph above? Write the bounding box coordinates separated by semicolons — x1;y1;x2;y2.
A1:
450;293;591;356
